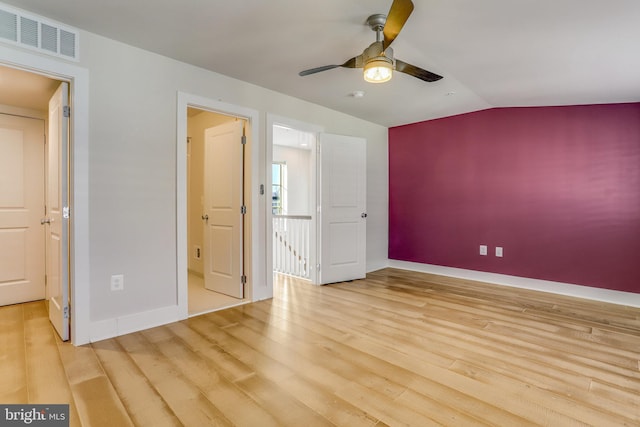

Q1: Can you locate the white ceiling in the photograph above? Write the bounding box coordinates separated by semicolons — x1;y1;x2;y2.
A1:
2;0;639;127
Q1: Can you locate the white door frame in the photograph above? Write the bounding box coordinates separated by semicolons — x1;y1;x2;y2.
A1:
0;45;91;345
176;92;265;319
266;114;323;286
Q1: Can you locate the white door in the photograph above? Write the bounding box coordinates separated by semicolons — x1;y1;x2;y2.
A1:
203;121;244;298
0;114;45;305
46;82;70;341
318;133;367;285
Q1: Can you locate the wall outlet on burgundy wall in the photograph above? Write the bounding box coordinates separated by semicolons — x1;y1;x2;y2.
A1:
496;247;503;257
479;245;487;256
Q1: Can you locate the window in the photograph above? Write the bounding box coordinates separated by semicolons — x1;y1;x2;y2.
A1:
272;162;287;215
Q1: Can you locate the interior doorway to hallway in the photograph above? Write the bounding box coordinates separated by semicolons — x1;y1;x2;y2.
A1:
271;123;318;283
267;115;368;288
186;107;248;316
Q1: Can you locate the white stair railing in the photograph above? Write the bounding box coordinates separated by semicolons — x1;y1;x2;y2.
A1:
273;215;311;280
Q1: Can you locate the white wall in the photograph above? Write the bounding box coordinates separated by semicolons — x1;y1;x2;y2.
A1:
69;30;388;330
272;145;313;215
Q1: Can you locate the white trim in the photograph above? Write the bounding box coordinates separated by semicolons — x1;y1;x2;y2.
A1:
187;299;251;318
90;305;182;343
366;260;389;274
0;104;47;119
176;92;264;320
0;44;90;345
388;260;640;308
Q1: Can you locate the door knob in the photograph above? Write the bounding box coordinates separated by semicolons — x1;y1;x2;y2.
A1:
40;217;52;224
201;214;209;221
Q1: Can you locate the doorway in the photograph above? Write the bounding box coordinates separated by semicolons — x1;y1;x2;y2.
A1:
1;46;90;345
267;115;368;288
271;123;317;283
0;64;70;340
177;93;265;320
186;107;248;316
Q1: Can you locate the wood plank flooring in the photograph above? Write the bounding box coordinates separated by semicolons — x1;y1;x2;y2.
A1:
1;268;639;426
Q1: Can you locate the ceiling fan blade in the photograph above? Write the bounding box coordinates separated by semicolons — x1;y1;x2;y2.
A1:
299;56;360;76
383;0;414;50
395;59;443;82
299;65;340;76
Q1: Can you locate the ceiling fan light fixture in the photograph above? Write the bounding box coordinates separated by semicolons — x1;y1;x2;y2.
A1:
363;57;393;83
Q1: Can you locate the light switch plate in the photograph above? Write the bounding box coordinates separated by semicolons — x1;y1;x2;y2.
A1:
110;274;124;291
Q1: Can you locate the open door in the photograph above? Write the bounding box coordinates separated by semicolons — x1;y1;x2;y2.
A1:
203;121;245;298
318;133;367;285
46;82;70;341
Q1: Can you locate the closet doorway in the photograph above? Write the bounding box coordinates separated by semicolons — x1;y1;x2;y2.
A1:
0;65;72;340
186;107;248;316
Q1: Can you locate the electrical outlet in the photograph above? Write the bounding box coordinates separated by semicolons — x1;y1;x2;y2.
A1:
110;274;124;291
479;245;488;256
496;247;503;257
194;245;201;260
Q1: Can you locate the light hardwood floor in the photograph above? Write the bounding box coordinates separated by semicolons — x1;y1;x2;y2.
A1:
1;268;639;426
188;271;246;316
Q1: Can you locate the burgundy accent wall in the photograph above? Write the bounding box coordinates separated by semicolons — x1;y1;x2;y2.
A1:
389;103;640;293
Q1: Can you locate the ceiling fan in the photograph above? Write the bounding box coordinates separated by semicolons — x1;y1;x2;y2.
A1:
299;0;443;84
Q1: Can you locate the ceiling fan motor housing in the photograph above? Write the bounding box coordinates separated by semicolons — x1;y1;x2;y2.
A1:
363;42;394;67
366;14;387;32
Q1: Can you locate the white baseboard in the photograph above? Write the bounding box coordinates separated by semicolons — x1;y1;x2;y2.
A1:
89;304;182;343
367;260;390;274
387;260;640;308
87;261;639;343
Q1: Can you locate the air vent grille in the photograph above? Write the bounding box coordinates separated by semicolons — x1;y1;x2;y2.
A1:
0;8;17;42
0;4;79;61
20;16;38;47
60;29;75;57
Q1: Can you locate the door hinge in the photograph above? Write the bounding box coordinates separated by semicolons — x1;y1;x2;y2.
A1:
63;306;70;319
241;135;247;145
241;205;247;215
63;206;70;219
63;106;70;118
241;275;247;285
259;184;265;195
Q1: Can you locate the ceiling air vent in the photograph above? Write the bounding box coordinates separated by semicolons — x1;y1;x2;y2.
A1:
0;4;79;61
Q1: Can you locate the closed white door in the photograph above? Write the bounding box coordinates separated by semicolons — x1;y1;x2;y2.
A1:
46;82;70;341
0;114;45;305
203;121;244;298
318;133;367;285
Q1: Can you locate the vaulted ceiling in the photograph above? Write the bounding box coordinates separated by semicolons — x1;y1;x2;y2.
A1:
2;0;640;127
